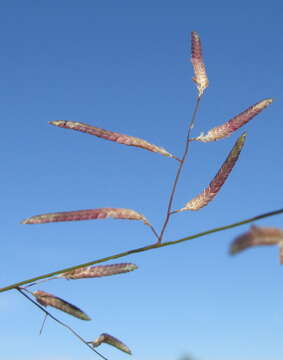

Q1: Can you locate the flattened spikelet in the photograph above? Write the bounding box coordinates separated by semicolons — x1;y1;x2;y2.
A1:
32;290;91;320
59;263;138;280
177;133;246;212
230;225;283;255
89;333;132;355
191;98;272;142
21;208;150;226
49;121;180;161
191;31;208;97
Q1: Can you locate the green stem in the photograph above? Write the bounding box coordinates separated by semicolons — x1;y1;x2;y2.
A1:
1;207;282;293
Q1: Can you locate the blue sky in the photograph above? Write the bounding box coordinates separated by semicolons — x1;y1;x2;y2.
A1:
1;1;283;359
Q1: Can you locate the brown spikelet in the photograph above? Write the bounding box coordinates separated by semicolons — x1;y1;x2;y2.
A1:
49;121;180;161
191;98;273;142
21;208;150;226
89;333;132;355
59;263;138;280
191;31;208;97
32;290;91;320
177;133;246;212
230;225;283;258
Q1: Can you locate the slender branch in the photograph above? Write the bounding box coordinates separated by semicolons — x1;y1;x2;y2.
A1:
1;207;282;294
148;224;160;240
16;288;108;360
24;277;58;288
158;96;201;243
39;313;48;335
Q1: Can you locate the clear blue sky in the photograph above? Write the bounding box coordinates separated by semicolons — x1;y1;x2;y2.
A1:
1;1;283;360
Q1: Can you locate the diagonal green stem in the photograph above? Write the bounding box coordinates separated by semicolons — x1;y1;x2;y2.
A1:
1;207;282;293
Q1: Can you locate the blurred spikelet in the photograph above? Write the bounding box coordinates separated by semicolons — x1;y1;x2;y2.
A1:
191;31;208;97
176;133;246;212
191;98;272;142
49;121;180;161
21;208;150;226
32;290;91;320
59;263;138;280
88;333;132;355
230;225;283;261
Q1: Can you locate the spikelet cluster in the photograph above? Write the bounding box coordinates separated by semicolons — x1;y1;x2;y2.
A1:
89;333;132;355
32;290;91;320
49;121;180;161
192;98;272;142
21;208;150;226
59;263;138;280
191;31;208;97
230;225;283;264
177;133;246;212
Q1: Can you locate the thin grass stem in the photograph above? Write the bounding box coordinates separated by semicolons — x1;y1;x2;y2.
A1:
1;208;282;294
158;96;201;243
